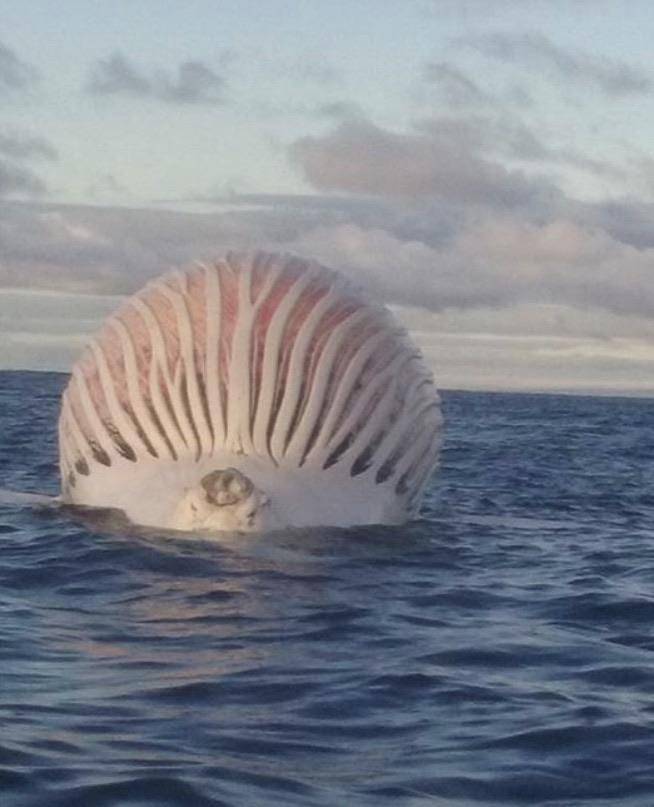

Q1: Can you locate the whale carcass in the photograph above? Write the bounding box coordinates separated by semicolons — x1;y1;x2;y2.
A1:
58;252;442;532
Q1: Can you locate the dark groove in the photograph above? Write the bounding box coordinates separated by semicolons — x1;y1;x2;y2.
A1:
104;420;137;462
351;428;386;478
266;345;289;459
88;439;111;467
74;457;90;476
283;363;310;454
158;366;187;452
324;330;382;446
145;400;177;461
179;368;201;461
395;438;433;497
377;402;439;486
249;309;264;441
323;432;355;470
196;371;214;452
299;361;340;466
123;403;158;458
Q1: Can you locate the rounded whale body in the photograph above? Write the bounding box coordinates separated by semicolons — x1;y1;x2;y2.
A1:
58;251;442;532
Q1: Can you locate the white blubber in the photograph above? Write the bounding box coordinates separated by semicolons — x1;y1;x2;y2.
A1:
59;251;442;532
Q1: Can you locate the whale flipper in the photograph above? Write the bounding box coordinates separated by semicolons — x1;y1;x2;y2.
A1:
0;489;58;507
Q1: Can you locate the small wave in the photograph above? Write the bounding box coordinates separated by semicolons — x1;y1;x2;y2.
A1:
3;379;654;806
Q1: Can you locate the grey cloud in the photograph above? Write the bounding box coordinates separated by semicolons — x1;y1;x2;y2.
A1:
287;216;654;321
622;155;654;202
86;173;131;201
289;117;560;208
467;116;625;179
87;52;225;104
0;41;39;93
0;130;58;198
2;193;654;389
0;205;189;295
423;62;489;107
572;197;654;250
87;52;150;96
3;180;653;391
314;101;366;120
419;63;574;162
552;149;624;180
0;131;57;161
3;178;654;323
0;161;46;196
157;60;224;104
0;288;120;372
0;201;310;296
465;32;651;97
290;111;627;215
196;190;461;250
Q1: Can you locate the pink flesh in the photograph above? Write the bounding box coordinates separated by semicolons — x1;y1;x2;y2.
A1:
67;260;378;458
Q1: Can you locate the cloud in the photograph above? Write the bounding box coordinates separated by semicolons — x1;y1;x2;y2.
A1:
86;173;132;201
0;129;58;197
0;161;47;196
578;198;654;249
0;201;306;295
413;42;641;195
0;206;162;294
314;100;366;120
411;325;654;395
290;108;630;213
464;32;652;97
288;216;654;321
289;117;560;207
478;116;624;179
86;52;149;96
0;131;57;161
2;196;653;392
0;288;121;371
87;52;225;104
5;192;653;323
158;60;225;104
0;40;39;93
416;56;625;181
423;62;490;107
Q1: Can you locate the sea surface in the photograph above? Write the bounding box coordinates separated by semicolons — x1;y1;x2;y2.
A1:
1;370;654;807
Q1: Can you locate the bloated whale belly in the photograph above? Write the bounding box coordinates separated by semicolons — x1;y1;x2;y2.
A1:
58;251;442;532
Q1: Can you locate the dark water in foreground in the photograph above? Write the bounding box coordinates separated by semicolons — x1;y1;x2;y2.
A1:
1;371;654;806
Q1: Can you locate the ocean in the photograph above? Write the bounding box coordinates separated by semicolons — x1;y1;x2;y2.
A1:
1;369;653;806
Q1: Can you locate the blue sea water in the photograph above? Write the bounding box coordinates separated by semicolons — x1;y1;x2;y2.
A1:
1;370;654;807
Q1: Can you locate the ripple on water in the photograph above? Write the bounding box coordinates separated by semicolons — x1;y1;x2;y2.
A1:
2;380;654;806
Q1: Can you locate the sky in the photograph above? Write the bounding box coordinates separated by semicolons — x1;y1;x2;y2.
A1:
2;0;654;394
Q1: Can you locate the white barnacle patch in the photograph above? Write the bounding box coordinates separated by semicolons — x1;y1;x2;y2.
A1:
172;468;273;533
